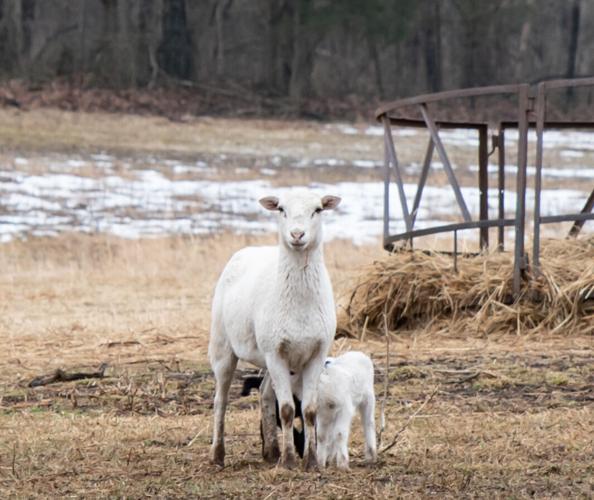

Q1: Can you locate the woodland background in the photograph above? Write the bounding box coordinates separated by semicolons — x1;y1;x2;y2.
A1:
0;0;591;117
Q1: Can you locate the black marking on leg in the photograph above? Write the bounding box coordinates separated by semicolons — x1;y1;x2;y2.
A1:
280;403;294;427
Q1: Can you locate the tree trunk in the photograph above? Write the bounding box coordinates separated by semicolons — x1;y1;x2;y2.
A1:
423;0;442;92
288;0;314;104
368;37;384;99
215;0;226;77
566;0;581;80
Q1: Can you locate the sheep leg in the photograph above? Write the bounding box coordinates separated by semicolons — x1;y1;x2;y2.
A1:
259;372;280;462
209;349;238;466
333;411;352;470
316;425;330;468
266;355;297;469
301;359;325;471
360;397;377;464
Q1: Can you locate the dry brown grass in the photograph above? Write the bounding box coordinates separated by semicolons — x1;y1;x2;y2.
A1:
0;108;383;162
0;233;378;381
0;233;593;498
340;237;594;338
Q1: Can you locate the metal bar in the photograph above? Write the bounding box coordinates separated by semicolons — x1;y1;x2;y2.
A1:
453;230;458;273
532;83;546;272
385;119;594;132
384;119;594;133
500;120;594;130
375;83;524;119
383;212;593;250
541;76;594;90
513;85;530;297
542;212;594;224
497;128;506;251
411;138;435;226
383;218;517;249
382;117;412;233
376;78;594;122
383;134;391;244
478;125;489;249
419;104;472;222
568;189;594;237
387;118;486;130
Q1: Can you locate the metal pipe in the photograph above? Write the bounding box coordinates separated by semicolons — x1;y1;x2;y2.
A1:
375;83;524;120
568;189;594;237
383;218;517;249
497;128;506;251
513;85;530;297
532;83;546;272
478;125;489;250
419;104;472;222
382;117;412;233
383;134;391;245
411;137;435;226
453;230;458;273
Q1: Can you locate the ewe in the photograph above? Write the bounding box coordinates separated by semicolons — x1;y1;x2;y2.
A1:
208;190;341;469
316;351;377;469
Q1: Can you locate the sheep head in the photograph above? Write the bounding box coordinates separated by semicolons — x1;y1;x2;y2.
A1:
260;190;341;252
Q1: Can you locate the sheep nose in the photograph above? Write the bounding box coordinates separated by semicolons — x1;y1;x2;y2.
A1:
291;230;305;241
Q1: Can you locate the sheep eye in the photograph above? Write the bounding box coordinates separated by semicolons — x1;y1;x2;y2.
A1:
278;207;287;217
312;207;323;217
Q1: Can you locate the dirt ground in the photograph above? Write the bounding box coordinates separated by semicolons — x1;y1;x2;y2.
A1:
0;109;593;498
0;233;592;499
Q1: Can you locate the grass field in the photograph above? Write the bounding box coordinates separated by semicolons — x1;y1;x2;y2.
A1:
1;234;592;498
0;109;593;498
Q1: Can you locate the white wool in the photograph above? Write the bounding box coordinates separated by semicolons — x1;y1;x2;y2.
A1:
316;351;377;469
208;189;341;468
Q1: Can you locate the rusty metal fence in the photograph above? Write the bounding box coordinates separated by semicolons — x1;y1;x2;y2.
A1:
375;77;594;296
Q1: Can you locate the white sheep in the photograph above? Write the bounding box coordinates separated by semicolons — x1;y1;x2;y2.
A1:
208;189;341;470
316;351;377;469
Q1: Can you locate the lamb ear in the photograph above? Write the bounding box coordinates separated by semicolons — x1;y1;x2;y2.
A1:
259;196;280;211
321;195;341;210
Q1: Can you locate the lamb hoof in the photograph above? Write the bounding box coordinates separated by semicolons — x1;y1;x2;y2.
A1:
365;446;377;464
336;458;350;471
280;450;297;469
263;443;280;463
209;443;225;467
303;452;319;472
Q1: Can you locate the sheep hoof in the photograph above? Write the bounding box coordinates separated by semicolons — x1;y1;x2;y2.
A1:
209;443;225;467
280;450;297;469
303;452;318;472
263;443;280;463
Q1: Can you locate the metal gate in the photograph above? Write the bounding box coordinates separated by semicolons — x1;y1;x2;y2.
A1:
375;77;594;296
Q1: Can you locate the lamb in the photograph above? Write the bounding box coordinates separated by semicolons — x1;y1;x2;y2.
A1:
253;352;377;469
316;351;377;469
208;189;341;470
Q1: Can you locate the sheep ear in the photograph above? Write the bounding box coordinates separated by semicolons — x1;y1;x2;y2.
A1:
259;196;280;211
321;195;341;210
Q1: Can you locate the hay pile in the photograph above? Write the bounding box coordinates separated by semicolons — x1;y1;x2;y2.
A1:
338;237;594;337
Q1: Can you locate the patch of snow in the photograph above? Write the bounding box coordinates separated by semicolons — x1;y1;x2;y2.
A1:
468;164;594;179
352;160;380;168
312;158;345;167
560;150;585;158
